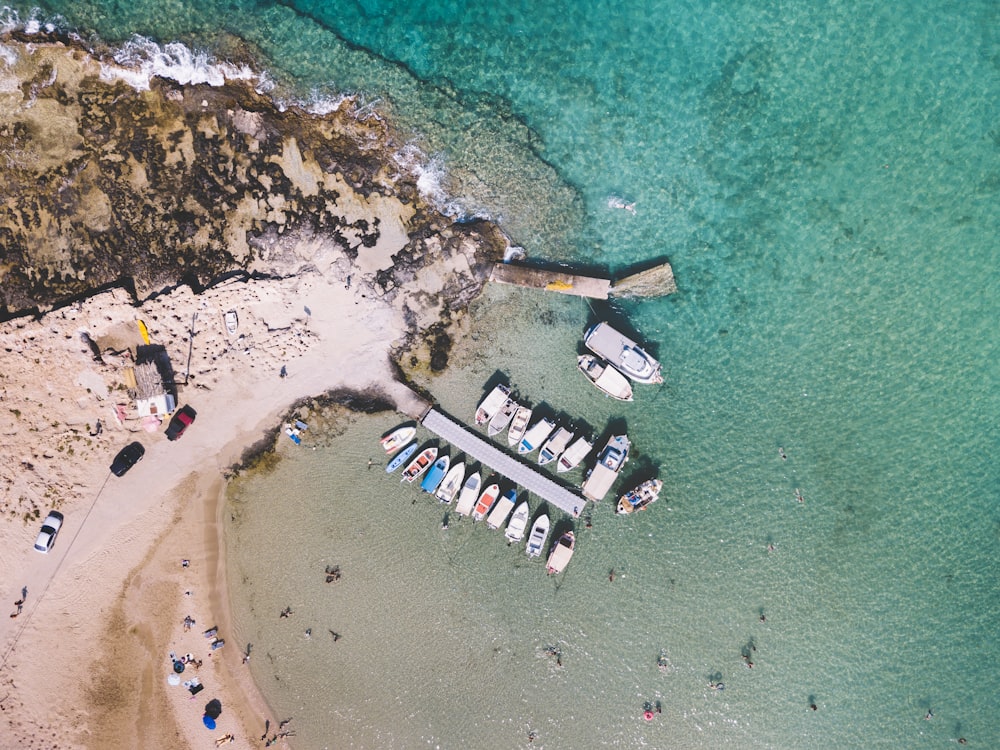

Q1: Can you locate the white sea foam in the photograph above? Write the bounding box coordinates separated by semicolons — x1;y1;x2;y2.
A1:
1;5;60;36
101;35;261;92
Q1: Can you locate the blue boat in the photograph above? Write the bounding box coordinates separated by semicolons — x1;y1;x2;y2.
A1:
420;455;450;493
386;443;417;473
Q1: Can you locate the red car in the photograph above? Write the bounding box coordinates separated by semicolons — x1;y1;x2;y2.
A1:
165;405;197;441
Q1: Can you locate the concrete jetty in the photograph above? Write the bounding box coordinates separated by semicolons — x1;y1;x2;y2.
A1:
489;260;676;299
421;408;587;517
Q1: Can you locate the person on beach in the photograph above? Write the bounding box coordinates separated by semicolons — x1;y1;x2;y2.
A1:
329;630;340;642
279;606;293;618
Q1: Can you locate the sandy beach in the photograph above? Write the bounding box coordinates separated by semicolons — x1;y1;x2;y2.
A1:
0;36;501;749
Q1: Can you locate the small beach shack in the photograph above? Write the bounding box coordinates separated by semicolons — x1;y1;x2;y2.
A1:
132;346;176;418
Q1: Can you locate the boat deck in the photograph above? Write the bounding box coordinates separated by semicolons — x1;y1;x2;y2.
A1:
421;408;587;517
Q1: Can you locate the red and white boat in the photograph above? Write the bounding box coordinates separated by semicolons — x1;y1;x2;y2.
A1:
400;447;437;483
472;483;500;522
380;425;417;454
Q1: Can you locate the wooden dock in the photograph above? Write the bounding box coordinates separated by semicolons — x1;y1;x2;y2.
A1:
489;260;676;299
421;408;587;517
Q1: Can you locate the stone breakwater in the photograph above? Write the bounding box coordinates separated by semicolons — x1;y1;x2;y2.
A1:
0;33;506;319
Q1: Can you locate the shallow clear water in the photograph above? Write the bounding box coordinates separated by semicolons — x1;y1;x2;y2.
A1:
11;0;1000;745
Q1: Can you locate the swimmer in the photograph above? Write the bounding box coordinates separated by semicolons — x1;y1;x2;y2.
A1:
924;709;933;720
779;447;787;460
795;489;804;503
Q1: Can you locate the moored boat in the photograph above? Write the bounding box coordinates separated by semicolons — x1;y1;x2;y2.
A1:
546;531;575;574
454;471;482;516
577;354;634;401
486;488;517;530
475;383;512;425
472;483;500;522
584;322;663;384
518;417;555;455
435;461;466;504
420;455;450;493
538;427;573;466
581;434;630;501
525;513;550;558
507;405;533;447
504;501;530;542
401;447;437;483
487;398;517;437
557;436;593;473
616;478;663;514
386;442;417;473
380;425;417;454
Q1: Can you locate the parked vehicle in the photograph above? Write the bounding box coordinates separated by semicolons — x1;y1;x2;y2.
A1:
165;404;197;441
111;442;145;476
34;511;64;553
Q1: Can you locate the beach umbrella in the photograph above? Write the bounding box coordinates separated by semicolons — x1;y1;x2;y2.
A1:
202;715;216;730
204;698;223;719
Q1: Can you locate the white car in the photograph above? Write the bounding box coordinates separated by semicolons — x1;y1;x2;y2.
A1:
34;511;64;553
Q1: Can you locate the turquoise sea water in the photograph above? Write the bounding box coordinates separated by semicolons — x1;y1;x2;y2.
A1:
10;0;1000;746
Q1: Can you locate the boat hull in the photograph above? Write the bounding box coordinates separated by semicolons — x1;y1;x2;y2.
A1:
386;442;417;473
616;479;663;514
472;484;500;522
401;447;438;483
584;322;663;384
546;531;575;574
420;455;450;493
475;384;512;425
507;406;533;446
525;514;550;557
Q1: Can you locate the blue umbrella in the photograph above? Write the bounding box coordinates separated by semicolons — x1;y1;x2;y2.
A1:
202;715;216;730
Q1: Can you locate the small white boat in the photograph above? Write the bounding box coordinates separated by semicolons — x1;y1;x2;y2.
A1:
454;471;481;516
538;427;573;466
518;417;555;455
380;425;417;454
525;514;550;558
506;405;533;447
616;478;663;515
557;436;593;473
487;398;517;437
401;447;437;483
584;322;663;384
504;501;530;543
435;461;466;504
581;434;630;501
475;384;512;425
577;354;634;401
472;483;500;522
420;455;450;493
386;442;417;473
486;489;517;530
224;309;238;335
546;531;575;574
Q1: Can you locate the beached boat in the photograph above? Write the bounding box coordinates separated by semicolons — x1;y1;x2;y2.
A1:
454;471;481;516
472;483;500;522
538;427;573;466
584;322;663;384
386;442;417;473
224;309;238;335
420;455;450;493
435;461;465;504
475;383;512;425
401;447;437;483
507;405;533;447
486;488;517;530
557;436;594;473
380;425;417;454
525;514;550;558
487;398;517;437
577;354;634;401
518;417;555;455
616;478;663;515
581;434;630;501
546;531;575;574
504;501;530;542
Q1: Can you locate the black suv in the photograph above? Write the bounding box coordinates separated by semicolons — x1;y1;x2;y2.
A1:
110;441;145;476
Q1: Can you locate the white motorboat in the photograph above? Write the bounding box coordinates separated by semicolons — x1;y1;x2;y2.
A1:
472;483;500;522
504;501;530;543
546;531;575;574
581;434;630;501
380;425;417;454
517;417;555;455
224;309;238;335
435;461;466;504
475;383;512;425
454;471;481;516
584;322;663;384
487;398;517;437
616;478;663;515
401;447;437;483
538;427;573;466
525;513;550;558
577;354;634;401
486;489;517;530
557;436;593;473
507;405;532;447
